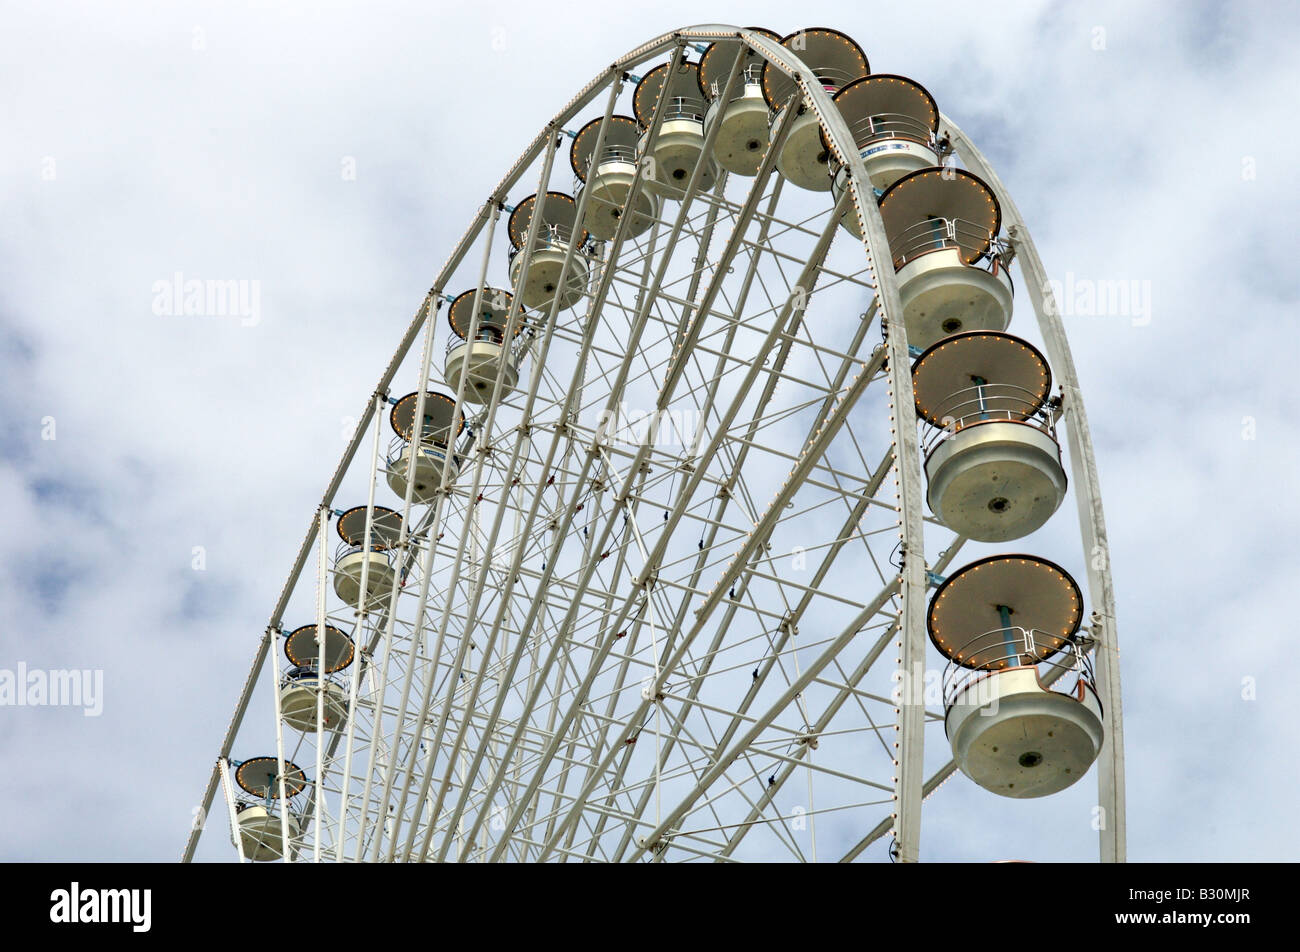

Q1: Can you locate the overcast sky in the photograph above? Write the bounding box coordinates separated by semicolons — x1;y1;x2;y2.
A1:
2;0;1297;862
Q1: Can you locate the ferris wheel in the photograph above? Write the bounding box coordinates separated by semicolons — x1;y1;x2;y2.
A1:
183;24;1124;864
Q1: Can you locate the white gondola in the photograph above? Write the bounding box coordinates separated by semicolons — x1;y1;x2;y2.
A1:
878;167;1014;349
571;115;660;240
280;670;349;732
385;390;463;502
232;757;306;861
929;555;1103;799
279;624;356;733
760;28;869;191
506;191;589;312
827;74;940;236
332;505;404;609
913;332;1066;541
697;29;780;176
233;804;300;861
634;61;718;198
443;288;524;405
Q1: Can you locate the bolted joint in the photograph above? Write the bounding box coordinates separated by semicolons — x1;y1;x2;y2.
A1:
637;835;669;856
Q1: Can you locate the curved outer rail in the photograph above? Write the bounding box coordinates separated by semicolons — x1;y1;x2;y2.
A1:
836;119;1126;865
939;115;1124;862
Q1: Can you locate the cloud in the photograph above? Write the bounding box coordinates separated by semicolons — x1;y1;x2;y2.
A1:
1;1;1295;861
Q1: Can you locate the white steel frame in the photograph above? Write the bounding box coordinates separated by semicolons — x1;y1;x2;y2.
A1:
182;25;1123;864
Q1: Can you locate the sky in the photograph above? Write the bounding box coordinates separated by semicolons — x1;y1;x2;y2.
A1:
2;0;1297;862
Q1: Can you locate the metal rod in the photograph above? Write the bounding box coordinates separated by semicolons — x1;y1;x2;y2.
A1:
218;757;246;864
314;507;328;860
337;390;388;860
268;623;292;863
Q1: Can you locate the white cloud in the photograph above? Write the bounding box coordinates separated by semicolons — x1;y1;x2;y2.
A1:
1;1;1295;861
